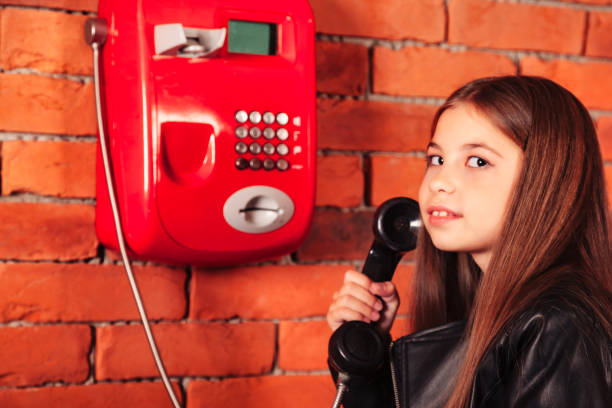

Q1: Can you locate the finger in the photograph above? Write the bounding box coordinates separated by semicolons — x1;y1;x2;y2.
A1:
343;270;373;289
370;281;398;301
333;293;381;321
327;304;376;327
338;281;383;311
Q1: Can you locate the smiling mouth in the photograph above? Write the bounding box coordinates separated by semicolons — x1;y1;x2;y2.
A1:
427;208;461;225
432;210;450;217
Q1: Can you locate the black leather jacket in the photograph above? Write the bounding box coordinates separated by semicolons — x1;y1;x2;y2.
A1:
332;299;612;407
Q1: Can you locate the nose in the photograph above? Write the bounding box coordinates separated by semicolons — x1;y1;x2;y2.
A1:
428;167;456;194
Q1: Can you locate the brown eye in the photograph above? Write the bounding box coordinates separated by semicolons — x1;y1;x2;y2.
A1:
428;155;443;166
467;156;488;168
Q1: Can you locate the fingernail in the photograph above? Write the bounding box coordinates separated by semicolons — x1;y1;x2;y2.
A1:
370;311;380;321
374;301;383;311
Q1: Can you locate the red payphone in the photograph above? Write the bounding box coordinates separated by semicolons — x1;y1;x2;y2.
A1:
94;0;316;266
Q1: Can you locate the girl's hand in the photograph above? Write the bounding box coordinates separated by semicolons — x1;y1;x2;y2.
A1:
327;270;400;334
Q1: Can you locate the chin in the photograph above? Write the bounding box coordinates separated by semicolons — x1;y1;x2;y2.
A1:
428;233;470;253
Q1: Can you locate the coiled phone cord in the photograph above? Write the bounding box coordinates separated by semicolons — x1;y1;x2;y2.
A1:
88;21;182;408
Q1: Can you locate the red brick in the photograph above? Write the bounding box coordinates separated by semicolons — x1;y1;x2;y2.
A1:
0;8;92;75
2;140;95;198
449;0;585;54
586;11;612;58
0;74;96;135
605;165;612;206
0;382;182;408
370;155;427;206
316;155;363;207
596;116;612;161
373;46;516;98
190;265;346;320
187;376;336;408
316;42;368;96
318;99;436;152
96;322;275;380
0;202;97;260
520;57;612;110
297;208;374;261
0;263;186;322
391;316;416;339
558;0;612;4
0;325;90;386
278;320;330;371
309;0;445;42
0;0;98;11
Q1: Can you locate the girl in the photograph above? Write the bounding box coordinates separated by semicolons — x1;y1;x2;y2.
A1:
327;76;612;407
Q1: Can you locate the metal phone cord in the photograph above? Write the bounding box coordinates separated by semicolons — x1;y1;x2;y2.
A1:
85;18;182;408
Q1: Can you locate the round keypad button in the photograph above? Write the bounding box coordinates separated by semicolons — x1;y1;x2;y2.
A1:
249;157;262;170
235;157;248;170
263;158;275;170
235;110;248;123
263;127;275;140
235;126;248;139
263;112;275;124
235;141;248;154
276;112;289;125
262;142;275;155
249;111;262;124
276;143;289;156
276;128;289;141
249;142;262;155
276;158;289;171
249;127;261;139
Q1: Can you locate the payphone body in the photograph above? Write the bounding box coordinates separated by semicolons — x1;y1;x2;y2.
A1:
95;0;316;265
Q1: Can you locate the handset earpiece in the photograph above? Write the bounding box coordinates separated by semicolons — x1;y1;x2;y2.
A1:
362;197;421;283
328;197;420;406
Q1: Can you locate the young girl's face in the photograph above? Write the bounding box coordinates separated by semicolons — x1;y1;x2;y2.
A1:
418;103;524;272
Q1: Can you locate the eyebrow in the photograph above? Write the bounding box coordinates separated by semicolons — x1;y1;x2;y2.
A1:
427;141;503;158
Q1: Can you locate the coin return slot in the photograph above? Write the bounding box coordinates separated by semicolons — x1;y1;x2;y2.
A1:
224;186;294;233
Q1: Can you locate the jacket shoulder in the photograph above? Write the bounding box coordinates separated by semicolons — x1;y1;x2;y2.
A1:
474;298;612;407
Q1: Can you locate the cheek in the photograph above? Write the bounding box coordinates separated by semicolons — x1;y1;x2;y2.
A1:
417;178;429;215
465;184;511;237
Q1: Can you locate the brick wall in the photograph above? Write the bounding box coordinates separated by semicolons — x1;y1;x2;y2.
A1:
0;0;611;407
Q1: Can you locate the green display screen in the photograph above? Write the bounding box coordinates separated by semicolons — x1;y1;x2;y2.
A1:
228;20;277;55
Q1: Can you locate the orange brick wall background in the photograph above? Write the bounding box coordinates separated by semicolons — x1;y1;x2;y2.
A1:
1;0;612;406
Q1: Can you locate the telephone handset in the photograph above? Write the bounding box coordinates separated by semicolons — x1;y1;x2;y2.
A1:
328;197;421;408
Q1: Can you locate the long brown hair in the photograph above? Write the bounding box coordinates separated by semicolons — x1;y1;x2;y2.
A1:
412;76;612;407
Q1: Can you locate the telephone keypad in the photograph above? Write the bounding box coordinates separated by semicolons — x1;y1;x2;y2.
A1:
235;141;248;154
262;143;275;155
249;111;262;124
249;158;262;170
234;109;297;171
276;159;289;171
235;157;248;170
249;142;262;155
249;127;261;139
276;143;289;156
276;128;288;141
235;110;248;123
276;112;289;126
263;158;275;170
263;112;275;124
235;126;248;139
263;127;275;140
